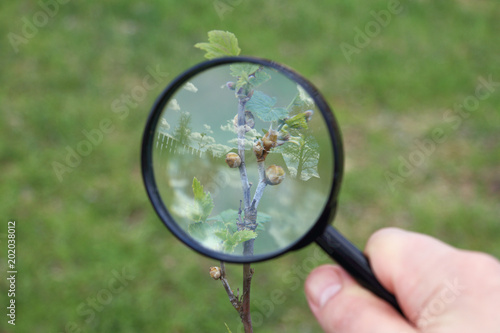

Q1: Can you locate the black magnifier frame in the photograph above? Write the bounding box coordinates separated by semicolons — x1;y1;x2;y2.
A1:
141;56;403;314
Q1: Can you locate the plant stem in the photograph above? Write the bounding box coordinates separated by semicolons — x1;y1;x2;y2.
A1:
251;161;267;210
218;261;254;333
237;96;251;209
233;90;255;332
219;261;241;311
241;263;254;333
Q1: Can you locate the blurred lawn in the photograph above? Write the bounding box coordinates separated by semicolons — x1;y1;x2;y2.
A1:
1;0;499;332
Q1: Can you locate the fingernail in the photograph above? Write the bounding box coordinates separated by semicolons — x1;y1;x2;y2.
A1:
319;284;342;308
306;266;343;309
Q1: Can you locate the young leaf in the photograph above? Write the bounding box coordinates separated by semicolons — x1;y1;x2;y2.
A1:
219;209;240;223
207;209;240;233
248;70;271;88
285;113;308;130
188;177;214;222
194;30;241;60
230;63;260;78
232;230;258;244
297;84;314;106
246;91;289;122
230;64;260;90
229;65;271;91
188;220;228;250
222;230;258;253
287;85;315;113
188;222;210;240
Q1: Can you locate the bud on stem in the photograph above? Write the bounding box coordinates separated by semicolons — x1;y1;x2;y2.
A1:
209;266;221;280
265;165;285;185
225;152;242;168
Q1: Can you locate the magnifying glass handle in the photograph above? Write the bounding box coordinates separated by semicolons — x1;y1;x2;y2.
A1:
315;226;403;315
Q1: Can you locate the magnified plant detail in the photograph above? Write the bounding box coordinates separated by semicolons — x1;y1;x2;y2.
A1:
153;30;330;333
184;45;318;259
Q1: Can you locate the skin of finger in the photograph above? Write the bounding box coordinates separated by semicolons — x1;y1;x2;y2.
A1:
306;265;418;333
305;265;343;319
365;228;500;330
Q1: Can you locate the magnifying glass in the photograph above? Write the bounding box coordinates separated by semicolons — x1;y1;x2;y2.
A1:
141;56;402;314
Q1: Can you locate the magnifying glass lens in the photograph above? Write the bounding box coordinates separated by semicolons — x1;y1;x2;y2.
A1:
144;58;402;313
150;62;336;258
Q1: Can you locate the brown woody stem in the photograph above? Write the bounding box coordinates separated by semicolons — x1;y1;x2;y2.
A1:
219;261;241;312
218;261;254;333
241;263;254;333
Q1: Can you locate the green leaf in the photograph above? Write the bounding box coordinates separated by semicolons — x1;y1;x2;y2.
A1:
248;69;271;88
187;222;209;240
188;177;214;222
269;108;289;121
285;113;308;130
246;91;289;122
219;209;239;223
231;230;258;243
287;85;315;112
194;30;241;59
230;64;261;90
222;230;257;253
230;64;260;78
297;84;314;105
208;209;240;233
188;220;227;244
229;65;271;90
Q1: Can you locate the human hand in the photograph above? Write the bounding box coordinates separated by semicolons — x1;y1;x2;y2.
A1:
305;228;500;332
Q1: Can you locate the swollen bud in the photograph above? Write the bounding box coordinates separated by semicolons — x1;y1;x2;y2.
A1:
304;110;314;122
209;266;221;280
253;142;265;162
232;111;255;132
262;129;278;152
225;152;241;168
265;165;285;185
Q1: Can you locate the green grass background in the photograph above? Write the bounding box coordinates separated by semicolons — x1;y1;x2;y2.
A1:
1;0;499;332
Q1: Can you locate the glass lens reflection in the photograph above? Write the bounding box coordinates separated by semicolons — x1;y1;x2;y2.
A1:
152;63;334;257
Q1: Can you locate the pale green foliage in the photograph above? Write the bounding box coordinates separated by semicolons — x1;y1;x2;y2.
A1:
230;64;271;90
188;221;226;240
191;30;298;255
208;209;271;232
194;30;241;59
229;63;260;78
246;91;289;122
187;181;263;253
215;229;257;253
188;177;215;222
285;113;308;130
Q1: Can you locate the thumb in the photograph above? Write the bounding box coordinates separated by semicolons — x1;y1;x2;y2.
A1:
305;265;415;333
